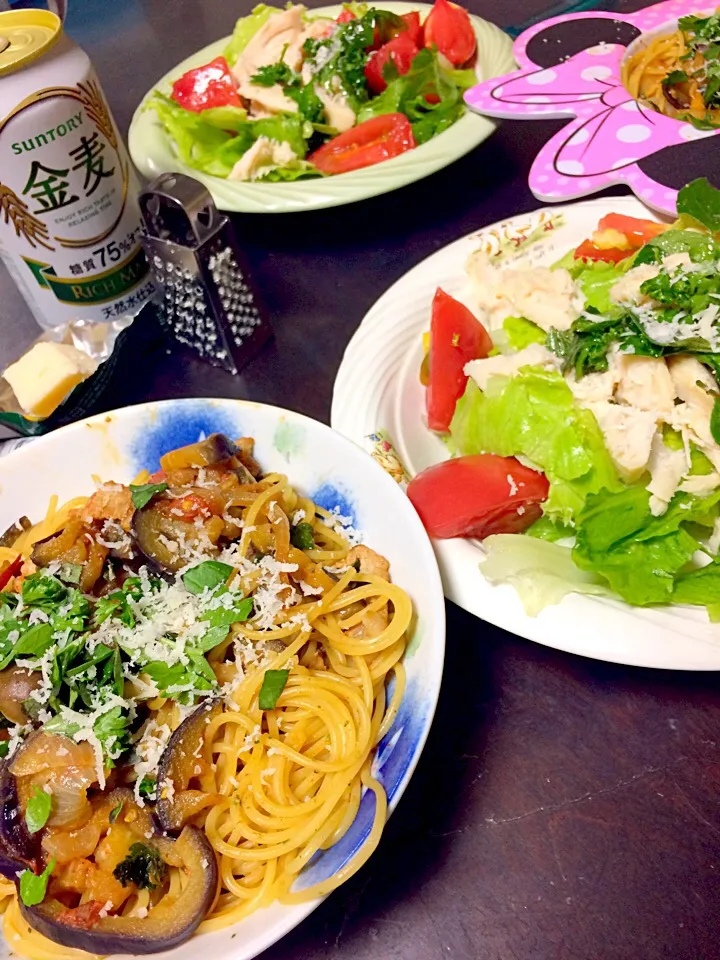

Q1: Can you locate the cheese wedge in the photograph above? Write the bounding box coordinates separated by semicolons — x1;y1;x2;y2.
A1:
3;342;98;419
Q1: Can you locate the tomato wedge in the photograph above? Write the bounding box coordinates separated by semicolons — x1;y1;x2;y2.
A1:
573;239;632;263
364;32;419;94
0;555;22;592
596;213;667;247
308;114;416;175
426;288;493;433
407;455;549;540
171;56;242;113
423;0;476;66
336;7;357;22
400;11;423;45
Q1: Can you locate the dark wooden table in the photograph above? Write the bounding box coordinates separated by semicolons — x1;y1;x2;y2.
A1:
3;1;720;957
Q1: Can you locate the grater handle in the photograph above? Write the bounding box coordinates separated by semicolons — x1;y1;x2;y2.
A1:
139;173;226;248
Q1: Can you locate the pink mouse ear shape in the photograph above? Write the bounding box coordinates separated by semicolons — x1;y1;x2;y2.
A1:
638;136;720;191
526;18;641;68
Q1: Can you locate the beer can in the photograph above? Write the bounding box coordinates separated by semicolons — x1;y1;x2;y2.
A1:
0;10;154;330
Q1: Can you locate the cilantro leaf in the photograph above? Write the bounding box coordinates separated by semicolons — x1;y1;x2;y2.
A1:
251;62;296;87
129;482;168;509
183;561;234;594
138;776;157;800
19;858;55;907
258;669;289;709
25;786;52;834
95;591;135;627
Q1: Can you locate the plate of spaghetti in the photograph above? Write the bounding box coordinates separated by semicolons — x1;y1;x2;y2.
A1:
622;8;720;128
0;398;444;960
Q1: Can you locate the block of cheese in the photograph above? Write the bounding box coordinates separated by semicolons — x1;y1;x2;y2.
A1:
3;342;98;419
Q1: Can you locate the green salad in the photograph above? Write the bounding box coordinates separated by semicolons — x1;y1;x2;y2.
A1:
409;178;720;618
145;1;479;181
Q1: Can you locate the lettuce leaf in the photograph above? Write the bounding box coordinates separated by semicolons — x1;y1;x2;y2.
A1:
223;4;278;66
552;248;635;313
357;48;473;144
448;369;622;524
145;93;310;178
501;316;546;352
676;177;720;236
480;534;612;617
573;486;720;606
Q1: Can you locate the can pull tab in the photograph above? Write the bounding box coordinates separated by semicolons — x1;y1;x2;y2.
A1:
139;172;272;376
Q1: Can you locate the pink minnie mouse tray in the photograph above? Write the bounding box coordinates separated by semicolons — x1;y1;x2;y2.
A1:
465;0;720;216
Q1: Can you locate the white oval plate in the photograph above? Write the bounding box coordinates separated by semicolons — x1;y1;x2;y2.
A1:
331;196;720;670
128;3;514;213
0;399;445;960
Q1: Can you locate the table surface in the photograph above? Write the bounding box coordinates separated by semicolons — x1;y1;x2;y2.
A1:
3;1;720;958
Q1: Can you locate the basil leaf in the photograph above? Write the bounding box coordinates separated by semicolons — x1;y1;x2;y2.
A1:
0;622;54;671
19;858;55;907
109;801;124;823
677;178;720;235
183;561;234;595
21;574;66;610
258;669;289;710
195;625;230;653
200;596;253;628
25;786;52;834
129;481;168;509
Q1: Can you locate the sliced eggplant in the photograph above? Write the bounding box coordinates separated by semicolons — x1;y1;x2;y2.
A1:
0;667;42;725
131;506;213;576
0;760;38;879
156;699;222;833
0;517;31;549
160;434;256;484
21;825;217;955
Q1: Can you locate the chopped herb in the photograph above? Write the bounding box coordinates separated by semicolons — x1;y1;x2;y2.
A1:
138;776;157;800
95;590;135;627
109;801;124;824
25;786;52;834
258;669;290;710
251;62;296;87
0;742;9;759
19;858;55;907
290;522;315;551
113;843;167;890
711;397;720;446
662;69;688;87
195;624;230;653
21;574;66;610
0;622;55;671
129;481;168;509
200;595;253;628
182;561;234;595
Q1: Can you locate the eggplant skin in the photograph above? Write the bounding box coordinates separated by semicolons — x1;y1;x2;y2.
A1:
0;761;37;879
156;699;222;833
20;826;218;955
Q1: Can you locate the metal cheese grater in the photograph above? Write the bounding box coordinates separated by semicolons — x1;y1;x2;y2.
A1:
139;173;272;374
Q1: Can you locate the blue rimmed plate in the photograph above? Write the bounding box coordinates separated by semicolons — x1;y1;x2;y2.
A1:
0;398;445;960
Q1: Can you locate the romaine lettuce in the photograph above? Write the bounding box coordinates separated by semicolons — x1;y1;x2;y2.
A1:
449;369;622;524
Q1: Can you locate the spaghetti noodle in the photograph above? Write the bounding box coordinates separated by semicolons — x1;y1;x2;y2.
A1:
622;9;720;127
0;433;412;959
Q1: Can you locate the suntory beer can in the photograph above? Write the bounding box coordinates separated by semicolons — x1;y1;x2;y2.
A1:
0;9;154;330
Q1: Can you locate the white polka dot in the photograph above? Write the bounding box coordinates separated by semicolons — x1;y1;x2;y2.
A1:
627;172;639;182
664;190;676;202
557;177;569;185
526;69;557;86
642;188;654;199
580;65;612;81
557;159;585;175
680;123;716;140
612;157;638;168
579;179;592;189
621;99;639;112
495;86;504;97
617;124;651;143
569;128;590;145
526;95;551;103
537;175;549;183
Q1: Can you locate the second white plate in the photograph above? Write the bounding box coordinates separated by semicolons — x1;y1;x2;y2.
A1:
331;196;720;670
